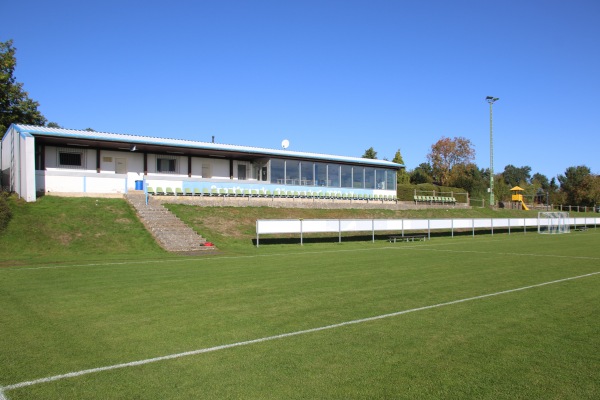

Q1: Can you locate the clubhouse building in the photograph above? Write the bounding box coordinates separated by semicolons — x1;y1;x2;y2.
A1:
2;124;403;202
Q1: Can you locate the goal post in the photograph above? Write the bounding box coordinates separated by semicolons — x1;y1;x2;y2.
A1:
538;211;570;234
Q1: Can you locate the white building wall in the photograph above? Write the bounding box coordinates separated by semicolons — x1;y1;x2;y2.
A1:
19;133;36;202
211;159;229;179
38;171;128;194
0;128;36;201
189;157;229;179
1;126;15;188
98;150;145;189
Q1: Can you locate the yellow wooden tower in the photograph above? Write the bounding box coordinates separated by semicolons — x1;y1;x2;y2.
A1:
510;186;529;210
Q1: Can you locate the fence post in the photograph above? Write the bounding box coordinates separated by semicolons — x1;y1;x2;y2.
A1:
472;219;475;237
372;219;375;243
428;219;431;240
300;219;303;246
339;219;342;243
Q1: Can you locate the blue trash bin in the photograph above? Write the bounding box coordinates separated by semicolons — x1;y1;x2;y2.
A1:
135;180;144;190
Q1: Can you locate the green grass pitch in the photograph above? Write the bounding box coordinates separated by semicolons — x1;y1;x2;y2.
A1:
1;231;599;399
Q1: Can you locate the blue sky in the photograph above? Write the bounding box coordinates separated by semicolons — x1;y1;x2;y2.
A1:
3;0;599;180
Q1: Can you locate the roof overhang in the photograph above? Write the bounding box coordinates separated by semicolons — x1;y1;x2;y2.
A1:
12;124;404;169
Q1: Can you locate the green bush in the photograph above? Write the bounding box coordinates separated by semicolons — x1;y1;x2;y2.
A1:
0;192;12;233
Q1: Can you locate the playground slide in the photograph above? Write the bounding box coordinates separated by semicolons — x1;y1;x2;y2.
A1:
520;200;529;211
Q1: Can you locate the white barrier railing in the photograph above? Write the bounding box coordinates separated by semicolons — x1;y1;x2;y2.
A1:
255;217;599;246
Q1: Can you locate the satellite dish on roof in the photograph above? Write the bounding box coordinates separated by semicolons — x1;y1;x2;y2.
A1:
281;139;289;149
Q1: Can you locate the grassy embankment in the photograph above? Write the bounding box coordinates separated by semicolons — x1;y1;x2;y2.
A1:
1;194;597;262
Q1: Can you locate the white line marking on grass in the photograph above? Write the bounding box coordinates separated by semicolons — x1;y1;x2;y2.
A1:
2;271;599;396
4;235;598;272
405;247;600;261
1;246;424;272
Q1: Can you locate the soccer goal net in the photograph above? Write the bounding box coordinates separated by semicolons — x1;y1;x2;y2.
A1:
538;211;570;234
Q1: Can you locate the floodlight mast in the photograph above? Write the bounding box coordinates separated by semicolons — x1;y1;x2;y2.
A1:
486;96;499;206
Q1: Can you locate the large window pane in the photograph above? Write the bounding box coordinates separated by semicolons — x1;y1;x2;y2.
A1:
375;168;386;190
341;165;353;188
327;164;340;187
270;159;285;184
386;169;396;191
315;163;327;186
365;168;375;189
286;160;300;185
353;167;364;188
301;162;314;186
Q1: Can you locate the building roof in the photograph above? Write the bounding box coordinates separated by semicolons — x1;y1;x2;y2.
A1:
11;124;403;169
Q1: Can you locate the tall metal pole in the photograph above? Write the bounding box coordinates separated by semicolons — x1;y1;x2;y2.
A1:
486;96;499;206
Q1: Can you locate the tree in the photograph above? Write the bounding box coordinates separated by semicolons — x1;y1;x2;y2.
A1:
392;149;410;184
410;162;433;184
0;40;46;134
558;165;591;205
584;175;600;206
427;136;475;186
362;147;377;159
531;173;549;190
501;164;532;187
448;163;487;198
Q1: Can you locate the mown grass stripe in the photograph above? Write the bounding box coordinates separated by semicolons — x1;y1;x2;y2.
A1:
3;270;598;394
3;236;599;272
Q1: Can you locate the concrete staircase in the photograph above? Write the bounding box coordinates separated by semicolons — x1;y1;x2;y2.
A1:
125;192;215;252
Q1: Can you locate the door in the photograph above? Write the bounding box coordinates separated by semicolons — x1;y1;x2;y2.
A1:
115;158;127;174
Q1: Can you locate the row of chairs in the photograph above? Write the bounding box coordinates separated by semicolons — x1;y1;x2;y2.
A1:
414;195;456;205
147;187;397;201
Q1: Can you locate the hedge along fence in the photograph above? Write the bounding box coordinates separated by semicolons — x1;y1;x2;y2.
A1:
397;184;469;203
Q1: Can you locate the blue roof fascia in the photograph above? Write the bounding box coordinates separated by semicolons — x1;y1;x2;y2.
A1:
14;124;404;169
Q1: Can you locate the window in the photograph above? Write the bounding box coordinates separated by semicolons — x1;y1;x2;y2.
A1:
301;162;314;185
286;160;300;185
386;169;396;191
353;167;364;188
157;157;177;173
270;159;285;184
365;168;375;189
315;163;327;186
341;165;353;188
58;148;85;169
328;164;340;187
237;164;247;180
375;168;386;190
